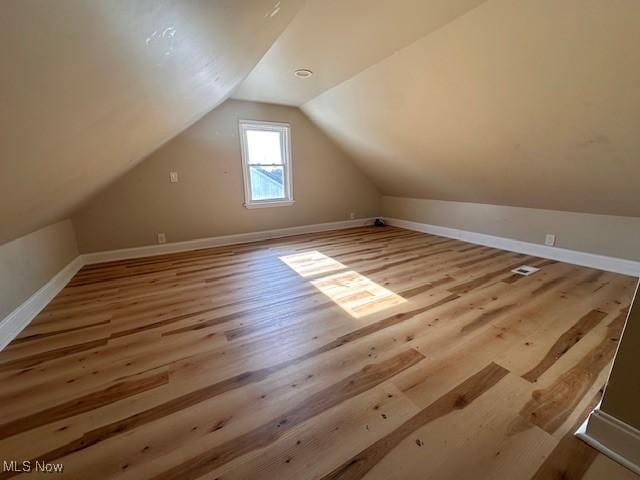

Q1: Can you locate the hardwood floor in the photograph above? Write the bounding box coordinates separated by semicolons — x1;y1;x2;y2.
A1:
0;226;637;479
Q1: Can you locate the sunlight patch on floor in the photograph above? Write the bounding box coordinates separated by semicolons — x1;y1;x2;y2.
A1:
280;251;346;278
280;250;406;318
311;270;406;318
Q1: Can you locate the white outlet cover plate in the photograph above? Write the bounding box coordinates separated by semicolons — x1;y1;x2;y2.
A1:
545;234;556;246
170;172;179;183
511;265;540;276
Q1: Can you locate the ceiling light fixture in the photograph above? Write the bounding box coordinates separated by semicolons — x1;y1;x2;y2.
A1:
294;68;313;79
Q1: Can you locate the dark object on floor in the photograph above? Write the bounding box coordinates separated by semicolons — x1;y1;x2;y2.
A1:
374;218;385;227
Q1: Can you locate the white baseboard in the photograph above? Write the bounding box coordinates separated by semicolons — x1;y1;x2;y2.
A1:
3;215;634;350
576;408;640;475
384;217;640;277
83;218;375;264
0;218;375;349
0;256;85;351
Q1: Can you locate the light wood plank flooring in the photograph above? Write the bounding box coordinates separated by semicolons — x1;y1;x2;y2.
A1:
0;226;638;479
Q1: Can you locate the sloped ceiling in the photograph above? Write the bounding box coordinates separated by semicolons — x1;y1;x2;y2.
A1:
4;0;639;249
0;0;303;245
233;0;486;106
301;0;640;217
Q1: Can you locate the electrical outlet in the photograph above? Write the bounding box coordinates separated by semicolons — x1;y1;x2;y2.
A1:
169;172;179;183
350;212;356;220
157;233;167;244
545;234;556;246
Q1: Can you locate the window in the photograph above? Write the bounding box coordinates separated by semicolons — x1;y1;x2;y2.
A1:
239;120;294;208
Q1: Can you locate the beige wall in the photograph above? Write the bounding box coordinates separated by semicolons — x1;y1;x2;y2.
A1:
72;100;380;253
601;283;640;429
0;219;78;319
0;0;304;246
382;196;640;261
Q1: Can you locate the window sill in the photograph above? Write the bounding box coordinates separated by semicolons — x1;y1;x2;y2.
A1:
244;200;296;209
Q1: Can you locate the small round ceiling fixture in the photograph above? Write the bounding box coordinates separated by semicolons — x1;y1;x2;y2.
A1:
294;68;313;79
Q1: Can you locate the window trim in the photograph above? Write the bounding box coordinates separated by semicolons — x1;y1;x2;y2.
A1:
238;119;294;209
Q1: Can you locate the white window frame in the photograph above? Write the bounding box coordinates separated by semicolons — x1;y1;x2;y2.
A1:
238;119;294;209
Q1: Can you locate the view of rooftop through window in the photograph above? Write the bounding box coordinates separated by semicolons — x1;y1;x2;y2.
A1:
249;166;284;200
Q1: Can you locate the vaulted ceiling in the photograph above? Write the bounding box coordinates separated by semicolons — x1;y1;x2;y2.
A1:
232;0;486;106
300;0;640;216
281;0;640;217
0;0;303;245
3;0;640;245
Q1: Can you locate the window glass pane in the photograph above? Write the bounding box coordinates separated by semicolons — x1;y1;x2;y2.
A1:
249;165;285;200
246;130;283;165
